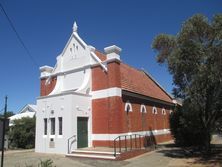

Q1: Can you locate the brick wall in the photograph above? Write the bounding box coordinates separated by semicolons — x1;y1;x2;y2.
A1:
40;77;57;96
92;60;121;91
91;60;173;147
92;60;123;135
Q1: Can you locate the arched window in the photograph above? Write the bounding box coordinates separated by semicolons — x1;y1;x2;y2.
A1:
140;104;147;113
169;110;173;114
162;108;166;115
141;104;147;130
152;107;158;114
125;102;132;113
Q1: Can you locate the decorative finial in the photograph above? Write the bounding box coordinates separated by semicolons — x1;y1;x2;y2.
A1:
73;21;78;32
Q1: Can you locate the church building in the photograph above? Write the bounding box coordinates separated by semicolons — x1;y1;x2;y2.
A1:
35;22;174;156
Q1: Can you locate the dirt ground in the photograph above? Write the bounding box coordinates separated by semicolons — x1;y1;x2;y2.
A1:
1;135;222;167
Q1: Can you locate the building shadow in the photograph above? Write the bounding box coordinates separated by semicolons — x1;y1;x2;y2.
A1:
143;127;157;150
156;142;222;166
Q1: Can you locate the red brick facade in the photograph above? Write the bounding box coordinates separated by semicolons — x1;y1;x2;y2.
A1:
92;61;121;91
40;77;57;96
91;53;174;147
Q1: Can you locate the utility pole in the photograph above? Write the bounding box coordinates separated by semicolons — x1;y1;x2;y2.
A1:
1;96;7;167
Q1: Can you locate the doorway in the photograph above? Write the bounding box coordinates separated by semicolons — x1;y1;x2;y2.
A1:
77;117;88;148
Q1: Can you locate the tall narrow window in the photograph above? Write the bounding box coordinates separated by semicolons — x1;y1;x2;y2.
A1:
44;118;47;135
50;118;55;135
58;117;63;135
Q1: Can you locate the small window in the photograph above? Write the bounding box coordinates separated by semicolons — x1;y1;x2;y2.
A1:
152;107;158;114
44;118;47;135
162;108;166;115
50;118;55;135
125;102;132;113
170;110;173;114
73;43;75;50
58;117;63;135
140;105;147;113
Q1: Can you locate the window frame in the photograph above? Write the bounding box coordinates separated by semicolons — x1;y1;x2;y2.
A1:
152;107;158;114
125;102;133;113
140;104;147;113
162;108;166;115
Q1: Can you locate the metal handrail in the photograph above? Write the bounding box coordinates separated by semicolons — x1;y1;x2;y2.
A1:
67;135;76;154
113;133;153;157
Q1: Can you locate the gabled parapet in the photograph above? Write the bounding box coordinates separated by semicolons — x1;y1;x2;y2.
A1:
39;22;110;96
40;66;54;78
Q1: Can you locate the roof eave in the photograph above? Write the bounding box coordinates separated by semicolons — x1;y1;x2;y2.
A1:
122;89;175;107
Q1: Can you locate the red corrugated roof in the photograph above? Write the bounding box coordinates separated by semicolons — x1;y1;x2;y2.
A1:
120;63;172;103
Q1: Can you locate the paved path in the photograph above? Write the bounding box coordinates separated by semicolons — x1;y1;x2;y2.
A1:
3;149;172;167
2;135;222;167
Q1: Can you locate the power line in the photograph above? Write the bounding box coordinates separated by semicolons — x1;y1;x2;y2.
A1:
0;2;39;67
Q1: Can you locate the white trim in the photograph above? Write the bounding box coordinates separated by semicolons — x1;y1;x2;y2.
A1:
103;57;121;64
140;104;147;113
39;57;120;79
125;102;132;112
92;129;170;141
90;51;107;72
152;106;158;114
162;108;166;115
40;64;91;79
49;135;55;138
92;87;122;99
43;135;47;138
37;90;91;99
57;135;63;138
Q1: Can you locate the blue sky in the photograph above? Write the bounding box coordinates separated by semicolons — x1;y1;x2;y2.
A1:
0;0;221;113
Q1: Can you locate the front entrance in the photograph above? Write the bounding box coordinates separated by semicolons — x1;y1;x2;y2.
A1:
77;117;88;148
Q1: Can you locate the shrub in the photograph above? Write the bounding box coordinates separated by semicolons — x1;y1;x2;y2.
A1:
38;159;56;167
9;117;35;149
170;106;208;148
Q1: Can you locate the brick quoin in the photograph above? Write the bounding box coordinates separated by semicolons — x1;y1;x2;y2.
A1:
40;77;57;96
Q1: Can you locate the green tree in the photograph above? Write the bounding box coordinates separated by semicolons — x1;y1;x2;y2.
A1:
152;14;222;152
9;117;35;149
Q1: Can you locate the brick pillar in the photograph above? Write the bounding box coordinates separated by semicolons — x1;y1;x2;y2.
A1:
91;60;124;147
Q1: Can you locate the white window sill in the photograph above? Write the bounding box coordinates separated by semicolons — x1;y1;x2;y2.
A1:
43;135;47;138
57;135;63;138
50;135;55;138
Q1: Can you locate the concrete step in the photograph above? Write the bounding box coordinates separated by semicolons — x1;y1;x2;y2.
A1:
66;153;117;160
71;149;120;155
66;149;121;160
